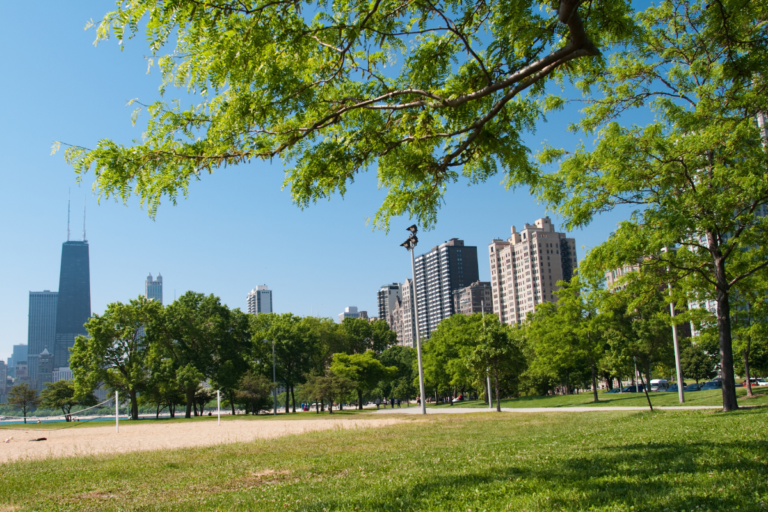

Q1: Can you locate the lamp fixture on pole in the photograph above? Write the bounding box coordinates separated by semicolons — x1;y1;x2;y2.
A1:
402;226;427;415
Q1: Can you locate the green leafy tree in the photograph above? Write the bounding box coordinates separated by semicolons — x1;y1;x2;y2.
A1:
7;384;40;424
70;296;163;420
58;0;633;229
422;313;485;403
535;0;768;411
680;345;714;385
467;315;526;411
331;352;396;409
258;313;317;413
39;380;97;421
301;372;355;414
235;371;275;415
377;345;418;403
142;356;185;418
339;318;396;355
162;292;250;417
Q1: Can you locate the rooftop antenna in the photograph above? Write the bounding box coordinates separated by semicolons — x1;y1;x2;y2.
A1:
83;199;87;241
67;189;71;242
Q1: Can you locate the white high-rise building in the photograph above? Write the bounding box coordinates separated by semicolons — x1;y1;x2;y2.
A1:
145;273;163;304
489;217;577;324
247;285;273;315
338;306;360;323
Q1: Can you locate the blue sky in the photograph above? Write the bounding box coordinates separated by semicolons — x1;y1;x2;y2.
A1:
0;2;640;360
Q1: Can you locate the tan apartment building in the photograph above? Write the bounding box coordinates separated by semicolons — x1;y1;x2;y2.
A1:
489;217;577;324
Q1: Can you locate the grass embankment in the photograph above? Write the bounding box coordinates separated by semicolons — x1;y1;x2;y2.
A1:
2;408;767;511
438;387;768;409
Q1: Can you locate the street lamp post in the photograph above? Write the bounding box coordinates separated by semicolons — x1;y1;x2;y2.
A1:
401;225;427;415
663;246;685;403
264;339;277;415
481;300;491;410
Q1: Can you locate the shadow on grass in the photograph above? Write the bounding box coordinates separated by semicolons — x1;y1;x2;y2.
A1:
294;434;766;511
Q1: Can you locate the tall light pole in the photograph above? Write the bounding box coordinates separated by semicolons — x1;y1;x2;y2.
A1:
401;225;427;415
481;300;491;410
663;246;685;403
264;339;277;415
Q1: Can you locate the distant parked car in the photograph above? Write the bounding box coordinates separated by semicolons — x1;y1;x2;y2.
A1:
605;388;622;394
700;381;722;391
758;379;768;387
621;385;645;393
666;383;687;392
650;379;669;392
685;383;702;392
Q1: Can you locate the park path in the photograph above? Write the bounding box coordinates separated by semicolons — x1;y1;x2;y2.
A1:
372;405;721;414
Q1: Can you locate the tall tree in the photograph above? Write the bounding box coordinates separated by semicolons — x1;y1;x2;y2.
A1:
57;0;633;229
331;352;396;409
466;316;526;411
162;292;250;417
267;314;317;413
70;296;163;420
535;0;768;411
7;384;40;424
422;313;485;403
39;381;97;421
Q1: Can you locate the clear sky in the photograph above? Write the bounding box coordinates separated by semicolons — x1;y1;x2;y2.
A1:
0;2;639;361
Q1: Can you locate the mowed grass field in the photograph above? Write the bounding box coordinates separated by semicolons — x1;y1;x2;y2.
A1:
435;387;768;409
1;407;767;511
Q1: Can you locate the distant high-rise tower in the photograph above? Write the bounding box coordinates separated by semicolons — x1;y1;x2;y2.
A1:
489;217;577;325
27;290;58;381
37;348;54;391
145;273;163;304
413;238;480;338
247;285;273;315
377;283;401;324
54;240;91;370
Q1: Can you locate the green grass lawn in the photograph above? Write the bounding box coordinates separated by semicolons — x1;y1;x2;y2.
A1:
435;387;768;409
2;408;767;511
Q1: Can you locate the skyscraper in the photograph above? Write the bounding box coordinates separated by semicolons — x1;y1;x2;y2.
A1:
37;348;54;391
377;283;401;323
413;238;479;338
54;240;91;370
145;273;163;303
338;306;360;323
27;290;58;381
489;217;577;324
247;285;273;315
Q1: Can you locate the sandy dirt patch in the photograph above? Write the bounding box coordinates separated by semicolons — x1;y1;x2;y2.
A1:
0;417;404;464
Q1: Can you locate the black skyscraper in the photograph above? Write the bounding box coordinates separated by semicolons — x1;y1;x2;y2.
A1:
53;241;91;369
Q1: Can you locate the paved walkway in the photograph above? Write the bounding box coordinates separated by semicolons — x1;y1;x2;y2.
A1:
372;405;721;414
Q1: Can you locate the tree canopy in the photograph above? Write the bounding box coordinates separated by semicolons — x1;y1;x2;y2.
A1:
58;0;633;229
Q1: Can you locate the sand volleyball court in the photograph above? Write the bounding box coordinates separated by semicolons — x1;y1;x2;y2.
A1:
0;416;404;464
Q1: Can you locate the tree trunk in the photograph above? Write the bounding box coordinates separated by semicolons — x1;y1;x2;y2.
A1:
185;386;195;418
713;255;739;411
744;341;753;398
328;400;334;414
638;366;653;412
590;356;599;403
130;389;139;420
291;386;296;413
494;366;501;412
357;389;363;410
